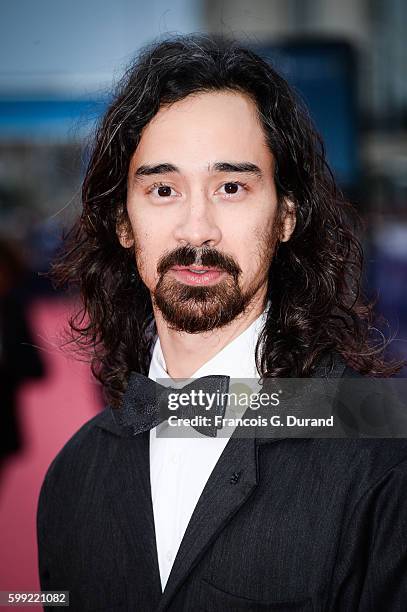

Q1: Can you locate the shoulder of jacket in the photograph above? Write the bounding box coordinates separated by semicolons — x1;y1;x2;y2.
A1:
302;436;407;496
260;352;407;489
40;408;120;490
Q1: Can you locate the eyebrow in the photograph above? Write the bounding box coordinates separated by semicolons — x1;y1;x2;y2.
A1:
133;161;263;179
212;162;263;177
134;163;178;177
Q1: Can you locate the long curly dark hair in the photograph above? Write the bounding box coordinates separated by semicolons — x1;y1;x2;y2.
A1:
51;34;402;408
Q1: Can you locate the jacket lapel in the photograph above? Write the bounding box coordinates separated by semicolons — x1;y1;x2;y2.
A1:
157;433;259;611
97;415;260;609
157;353;348;609
102;427;163;607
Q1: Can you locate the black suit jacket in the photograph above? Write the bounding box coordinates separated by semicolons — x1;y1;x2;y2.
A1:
37;363;407;611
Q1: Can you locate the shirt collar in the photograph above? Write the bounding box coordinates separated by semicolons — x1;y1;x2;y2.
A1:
148;304;269;382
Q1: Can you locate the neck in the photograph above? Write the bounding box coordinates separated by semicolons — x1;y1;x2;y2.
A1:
153;288;268;378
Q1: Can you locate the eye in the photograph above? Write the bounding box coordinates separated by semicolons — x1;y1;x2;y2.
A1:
217;182;247;197
147;183;179;198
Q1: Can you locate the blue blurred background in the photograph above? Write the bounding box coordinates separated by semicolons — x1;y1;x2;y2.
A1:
2;0;407;336
0;0;406;594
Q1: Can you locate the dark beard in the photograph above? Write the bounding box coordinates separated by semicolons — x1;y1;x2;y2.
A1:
151;244;270;333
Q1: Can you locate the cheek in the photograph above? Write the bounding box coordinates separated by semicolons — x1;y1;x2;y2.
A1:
136;238;157;265
127;210;161;276
133;226;178;290
131;229;158;285
234;219;276;279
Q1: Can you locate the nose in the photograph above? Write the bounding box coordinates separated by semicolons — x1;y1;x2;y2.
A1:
173;195;222;248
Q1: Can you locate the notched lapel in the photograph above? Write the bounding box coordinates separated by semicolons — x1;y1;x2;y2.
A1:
158;434;259;611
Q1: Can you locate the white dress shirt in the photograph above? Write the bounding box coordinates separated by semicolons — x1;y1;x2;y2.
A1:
148;308;268;590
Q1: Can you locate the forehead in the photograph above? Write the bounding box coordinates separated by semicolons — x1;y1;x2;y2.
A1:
129;90;273;172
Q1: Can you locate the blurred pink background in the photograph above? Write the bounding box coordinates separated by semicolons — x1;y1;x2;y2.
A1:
0;298;100;600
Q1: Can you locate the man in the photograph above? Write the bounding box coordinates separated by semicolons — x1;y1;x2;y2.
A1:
37;35;407;610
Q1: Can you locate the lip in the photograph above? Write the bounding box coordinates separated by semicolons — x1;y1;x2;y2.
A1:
171;265;223;272
169;265;226;286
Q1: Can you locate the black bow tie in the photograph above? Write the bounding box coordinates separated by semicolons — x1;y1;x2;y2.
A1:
112;371;230;437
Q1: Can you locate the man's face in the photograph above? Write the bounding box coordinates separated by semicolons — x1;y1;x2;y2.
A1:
121;90;295;332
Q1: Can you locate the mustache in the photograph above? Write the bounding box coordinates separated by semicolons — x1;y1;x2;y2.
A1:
157;246;241;279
